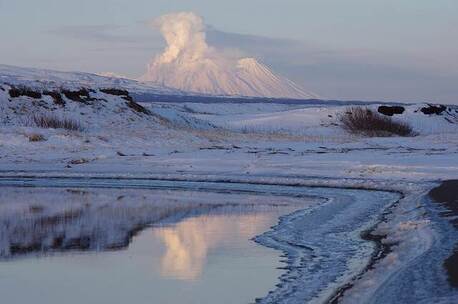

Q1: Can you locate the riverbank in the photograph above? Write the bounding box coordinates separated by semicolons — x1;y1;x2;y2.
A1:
429;180;458;288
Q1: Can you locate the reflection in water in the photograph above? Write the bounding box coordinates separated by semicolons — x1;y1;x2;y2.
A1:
0;185;304;260
156;220;210;280
0;186;307;304
155;213;279;280
0;209;292;304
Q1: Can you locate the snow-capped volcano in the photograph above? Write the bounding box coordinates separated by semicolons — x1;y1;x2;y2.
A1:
140;12;318;99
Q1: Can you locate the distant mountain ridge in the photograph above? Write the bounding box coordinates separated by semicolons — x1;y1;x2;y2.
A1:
0;64;184;96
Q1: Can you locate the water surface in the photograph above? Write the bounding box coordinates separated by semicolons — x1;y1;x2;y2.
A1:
0;186;305;304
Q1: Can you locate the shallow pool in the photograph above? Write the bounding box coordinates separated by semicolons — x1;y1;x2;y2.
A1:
0;186;306;304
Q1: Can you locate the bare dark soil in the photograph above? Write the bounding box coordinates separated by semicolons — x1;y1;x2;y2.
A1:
429;180;458;288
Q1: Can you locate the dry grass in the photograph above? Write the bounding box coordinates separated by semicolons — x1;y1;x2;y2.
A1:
340;107;415;137
31;114;84;132
27;133;46;142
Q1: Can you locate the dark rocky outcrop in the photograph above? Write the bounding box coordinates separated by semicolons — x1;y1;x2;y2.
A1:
62;88;95;103
421;104;447;115
43;91;65;106
429;180;458;288
126;100;150;115
100;88;134;102
100;88;129;97
94;88;147;114
9;86;42;99
378;106;405;116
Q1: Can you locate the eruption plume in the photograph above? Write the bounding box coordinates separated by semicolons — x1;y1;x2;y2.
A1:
153;12;209;64
140;12;317;99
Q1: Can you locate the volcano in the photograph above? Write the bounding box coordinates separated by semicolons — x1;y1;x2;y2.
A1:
140;12;318;99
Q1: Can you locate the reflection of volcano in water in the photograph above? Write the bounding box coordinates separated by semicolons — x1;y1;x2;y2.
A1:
154;212;283;280
140;12;318;99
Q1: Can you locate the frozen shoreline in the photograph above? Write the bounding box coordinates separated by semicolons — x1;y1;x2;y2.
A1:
1;174;454;303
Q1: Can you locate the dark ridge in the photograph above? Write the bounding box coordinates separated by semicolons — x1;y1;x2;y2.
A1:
421;104;447;115
444;247;458;288
122;95;133;102
429;180;458;288
62;88;95;103
9;243;42;255
63;236;92;250
8;86;42;99
99;88;134;102
377;105;405;116
126;100;150;115
429;180;458;227
43;91;65;106
100;88;129;96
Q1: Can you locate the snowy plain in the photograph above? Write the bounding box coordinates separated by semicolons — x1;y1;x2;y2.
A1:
1;64;458;303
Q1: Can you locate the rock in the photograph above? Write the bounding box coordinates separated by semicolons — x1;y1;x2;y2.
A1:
377;106;405;116
420;104;447;115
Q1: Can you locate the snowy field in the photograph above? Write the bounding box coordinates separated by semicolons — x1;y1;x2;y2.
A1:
1;64;457;181
1;65;458;303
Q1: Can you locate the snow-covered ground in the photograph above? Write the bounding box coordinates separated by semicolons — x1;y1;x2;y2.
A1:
0;64;184;96
1;65;458;303
1;64;456;180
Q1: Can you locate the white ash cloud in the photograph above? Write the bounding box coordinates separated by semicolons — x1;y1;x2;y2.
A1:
152;12;212;64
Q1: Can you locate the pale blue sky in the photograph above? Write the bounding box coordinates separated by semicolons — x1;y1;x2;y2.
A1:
1;0;457;103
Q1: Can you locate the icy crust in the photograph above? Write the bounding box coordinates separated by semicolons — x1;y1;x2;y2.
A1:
255;188;400;303
340;184;458;304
